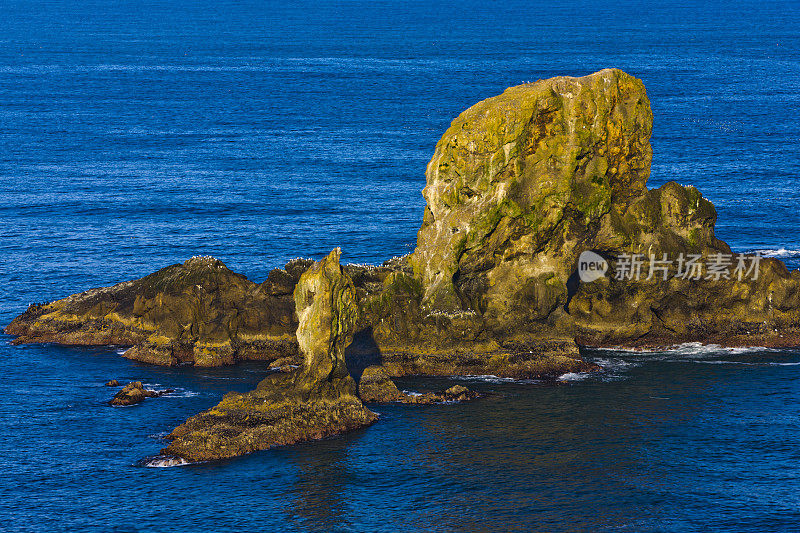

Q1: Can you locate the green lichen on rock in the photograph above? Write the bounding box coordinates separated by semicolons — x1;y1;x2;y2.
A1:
408;68;800;349
161;249;376;462
412;68;653;323
6;68;800;379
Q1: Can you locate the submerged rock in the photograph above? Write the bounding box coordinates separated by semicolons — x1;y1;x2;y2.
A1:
357;365;481;404
109;381;173;406
161;249;377;462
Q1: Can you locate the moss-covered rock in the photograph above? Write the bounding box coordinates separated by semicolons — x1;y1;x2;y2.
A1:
5;256;300;366
357;365;405;402
160;249;376;462
412;69;652;324
408;68;800;349
7;68;800;377
109;381;172;406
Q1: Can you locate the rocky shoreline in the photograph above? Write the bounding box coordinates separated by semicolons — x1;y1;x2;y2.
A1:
6;68;800;462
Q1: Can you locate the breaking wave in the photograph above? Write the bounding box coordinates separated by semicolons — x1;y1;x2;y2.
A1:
138;455;193;468
558;372;591;382
452;375;541;384
754;248;800;258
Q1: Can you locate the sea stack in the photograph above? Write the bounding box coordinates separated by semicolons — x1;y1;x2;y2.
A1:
6;69;800;377
160;249;377;462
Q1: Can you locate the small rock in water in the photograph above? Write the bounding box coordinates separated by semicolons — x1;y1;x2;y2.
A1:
445;385;469;396
105;379;120;387
109;381;173;406
358;366;482;404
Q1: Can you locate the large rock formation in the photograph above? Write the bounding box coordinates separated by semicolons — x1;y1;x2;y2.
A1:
401;68;800;348
413;68;652;319
6;68;800;379
160;249;376;462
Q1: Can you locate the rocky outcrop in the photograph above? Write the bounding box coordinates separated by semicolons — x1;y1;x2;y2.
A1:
109;381;173;406
6;69;800;378
357;365;480;404
160;249;377;462
5;256;307;366
412;68;652;318
357;365;405;402
399;68;800;349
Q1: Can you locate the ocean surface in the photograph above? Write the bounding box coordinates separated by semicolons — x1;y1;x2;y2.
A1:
1;0;800;531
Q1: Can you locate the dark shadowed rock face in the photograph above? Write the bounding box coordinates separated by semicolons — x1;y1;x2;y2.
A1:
161;249;376;462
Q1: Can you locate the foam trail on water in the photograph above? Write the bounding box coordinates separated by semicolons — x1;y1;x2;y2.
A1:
599;342;781;357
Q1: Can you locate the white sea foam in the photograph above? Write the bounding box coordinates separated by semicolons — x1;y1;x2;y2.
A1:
141;455;192;468
690;360;800;366
558;372;591;381
754;248;800;258
593;357;639;371
452;374;541;384
598;342;781;358
591;342;799;372
161;388;199;398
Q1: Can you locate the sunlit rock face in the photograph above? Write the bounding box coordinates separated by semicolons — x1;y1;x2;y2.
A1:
412;68;654;325
7;69;800;379
161;249;376;463
409;68;800;348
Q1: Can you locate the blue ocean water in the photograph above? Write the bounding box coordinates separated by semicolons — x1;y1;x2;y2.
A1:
2;0;800;531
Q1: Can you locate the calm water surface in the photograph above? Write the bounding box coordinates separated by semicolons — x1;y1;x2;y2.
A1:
1;1;800;531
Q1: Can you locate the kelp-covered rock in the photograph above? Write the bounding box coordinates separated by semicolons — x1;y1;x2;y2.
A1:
161;249;376;462
5;256;303;366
